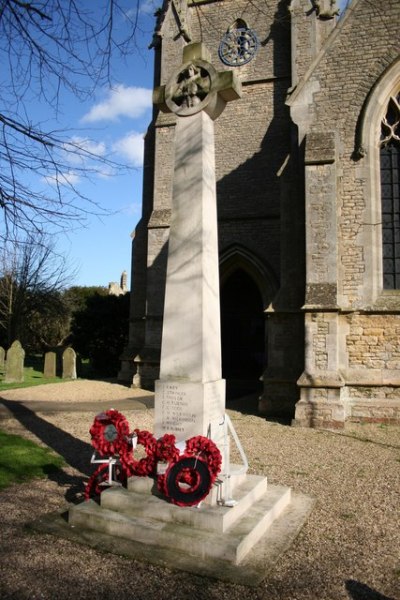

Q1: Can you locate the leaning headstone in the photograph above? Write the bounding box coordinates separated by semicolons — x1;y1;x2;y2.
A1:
4;340;25;383
44;351;57;378
0;346;5;371
62;347;77;379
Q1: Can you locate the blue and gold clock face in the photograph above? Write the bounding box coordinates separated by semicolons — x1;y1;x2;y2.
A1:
218;28;259;66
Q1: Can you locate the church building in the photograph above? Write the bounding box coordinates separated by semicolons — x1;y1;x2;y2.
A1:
119;0;400;428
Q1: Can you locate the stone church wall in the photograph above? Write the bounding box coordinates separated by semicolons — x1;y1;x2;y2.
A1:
121;0;400;428
290;0;400;427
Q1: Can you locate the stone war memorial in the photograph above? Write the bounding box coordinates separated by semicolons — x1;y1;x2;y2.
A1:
118;0;400;429
68;41;313;584
68;0;400;584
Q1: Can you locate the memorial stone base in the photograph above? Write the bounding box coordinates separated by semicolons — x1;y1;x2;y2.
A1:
68;472;314;585
154;379;225;443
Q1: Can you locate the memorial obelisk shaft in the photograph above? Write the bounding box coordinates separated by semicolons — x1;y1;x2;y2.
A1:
159;111;221;384
153;43;241;447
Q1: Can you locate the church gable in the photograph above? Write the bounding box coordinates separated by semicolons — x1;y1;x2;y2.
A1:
289;0;400;427
289;0;400;137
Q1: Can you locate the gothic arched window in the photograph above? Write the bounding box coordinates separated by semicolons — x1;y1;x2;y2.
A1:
380;91;400;289
355;62;400;303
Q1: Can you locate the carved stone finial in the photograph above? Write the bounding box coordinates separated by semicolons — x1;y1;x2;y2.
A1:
153;43;242;120
172;63;211;110
148;3;166;50
311;0;340;20
172;0;192;42
355;145;367;159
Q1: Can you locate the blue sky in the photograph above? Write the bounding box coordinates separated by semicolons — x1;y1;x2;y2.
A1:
54;77;154;289
2;0;158;289
41;1;158;289
8;0;349;289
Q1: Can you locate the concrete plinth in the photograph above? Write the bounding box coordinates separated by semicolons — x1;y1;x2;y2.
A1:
67;475;314;584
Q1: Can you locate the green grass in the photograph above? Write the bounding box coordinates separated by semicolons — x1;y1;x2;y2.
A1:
0;354;93;391
0;354;65;391
0;365;63;392
0;429;64;490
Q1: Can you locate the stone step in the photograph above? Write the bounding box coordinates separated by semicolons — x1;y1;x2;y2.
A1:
127;464;248;504
102;473;268;533
231;485;291;563
68;483;291;565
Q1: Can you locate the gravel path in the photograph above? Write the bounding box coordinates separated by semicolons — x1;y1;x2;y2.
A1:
0;379;154;403
0;380;399;600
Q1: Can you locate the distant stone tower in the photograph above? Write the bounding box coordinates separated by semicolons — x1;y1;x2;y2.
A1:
120;0;400;429
120;270;128;293
108;270;128;296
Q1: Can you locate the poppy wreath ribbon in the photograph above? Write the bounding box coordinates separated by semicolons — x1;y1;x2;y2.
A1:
185;435;222;477
157;435;222;507
89;409;131;457
119;429;158;477
84;462;127;501
87;410;222;507
156;433;180;463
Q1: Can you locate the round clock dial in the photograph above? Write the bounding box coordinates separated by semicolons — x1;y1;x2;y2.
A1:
218;28;259;66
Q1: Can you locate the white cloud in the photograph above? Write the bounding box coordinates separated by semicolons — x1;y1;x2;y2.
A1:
64;137;107;165
62;171;81;185
138;0;158;15
112;131;145;167
70;137;106;156
96;165;116;179
82;85;152;123
120;202;142;217
43;171;81;186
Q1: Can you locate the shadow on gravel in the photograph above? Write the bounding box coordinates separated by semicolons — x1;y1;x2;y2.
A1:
345;580;396;600
226;393;292;425
225;386;293;425
0;398;92;503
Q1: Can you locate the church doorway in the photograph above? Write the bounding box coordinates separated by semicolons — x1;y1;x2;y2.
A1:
220;268;265;399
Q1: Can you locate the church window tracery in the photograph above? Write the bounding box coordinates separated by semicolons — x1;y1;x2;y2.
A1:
380;91;400;289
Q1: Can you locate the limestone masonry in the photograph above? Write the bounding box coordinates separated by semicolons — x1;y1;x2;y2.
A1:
119;0;400;429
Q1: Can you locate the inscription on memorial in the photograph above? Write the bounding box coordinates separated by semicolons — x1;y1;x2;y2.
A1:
160;384;197;433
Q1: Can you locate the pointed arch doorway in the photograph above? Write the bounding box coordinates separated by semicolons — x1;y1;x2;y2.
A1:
220;268;265;399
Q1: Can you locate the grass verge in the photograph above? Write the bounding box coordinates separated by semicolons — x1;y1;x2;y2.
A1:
0;365;63;392
0;429;64;490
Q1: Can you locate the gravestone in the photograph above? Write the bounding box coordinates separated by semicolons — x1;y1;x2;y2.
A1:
62;347;77;379
0;346;5;371
44;351;57;378
4;340;25;383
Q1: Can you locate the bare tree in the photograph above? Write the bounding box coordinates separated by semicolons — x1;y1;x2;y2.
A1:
0;0;141;240
0;232;74;349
